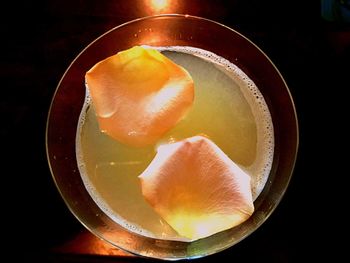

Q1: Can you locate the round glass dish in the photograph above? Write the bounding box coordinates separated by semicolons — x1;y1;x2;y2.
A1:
46;14;298;260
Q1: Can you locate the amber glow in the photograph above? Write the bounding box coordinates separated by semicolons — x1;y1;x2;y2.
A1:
53;231;133;256
168;213;247;240
151;0;168;10
144;0;176;14
141;33;163;45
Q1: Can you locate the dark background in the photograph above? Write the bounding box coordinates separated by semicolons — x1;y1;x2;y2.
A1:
3;0;348;262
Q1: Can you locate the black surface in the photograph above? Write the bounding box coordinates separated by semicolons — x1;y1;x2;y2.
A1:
3;1;348;261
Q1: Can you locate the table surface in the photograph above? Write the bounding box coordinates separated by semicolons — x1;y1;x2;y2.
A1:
3;0;349;262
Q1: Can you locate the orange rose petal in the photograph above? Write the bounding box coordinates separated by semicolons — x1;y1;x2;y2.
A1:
139;136;254;240
85;46;194;147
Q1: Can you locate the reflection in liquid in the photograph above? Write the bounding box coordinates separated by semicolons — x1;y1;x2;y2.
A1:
134;29;163;45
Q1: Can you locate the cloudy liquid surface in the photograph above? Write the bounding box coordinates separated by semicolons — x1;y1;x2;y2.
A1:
76;46;274;240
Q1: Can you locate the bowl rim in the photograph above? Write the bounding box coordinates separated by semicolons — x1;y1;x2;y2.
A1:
46;13;299;260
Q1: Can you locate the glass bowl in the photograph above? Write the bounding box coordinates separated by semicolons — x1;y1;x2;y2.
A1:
46;14;298;260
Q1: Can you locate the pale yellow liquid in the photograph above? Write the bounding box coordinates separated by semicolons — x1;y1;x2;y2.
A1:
76;47;274;240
